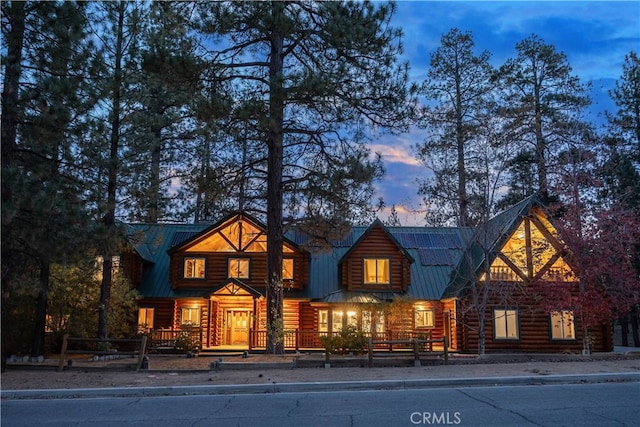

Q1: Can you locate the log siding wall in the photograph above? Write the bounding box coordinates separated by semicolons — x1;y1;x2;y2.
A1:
339;225;412;292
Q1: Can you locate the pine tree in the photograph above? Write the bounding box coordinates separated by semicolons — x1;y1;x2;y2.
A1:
608;51;640;164
126;1;205;222
495;35;591;204
416;29;495;227
197;1;415;353
86;1;145;339
1;1;96;359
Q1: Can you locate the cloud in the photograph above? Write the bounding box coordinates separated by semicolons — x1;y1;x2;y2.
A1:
376;0;639;226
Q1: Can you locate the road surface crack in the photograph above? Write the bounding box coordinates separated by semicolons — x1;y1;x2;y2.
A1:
456;389;544;426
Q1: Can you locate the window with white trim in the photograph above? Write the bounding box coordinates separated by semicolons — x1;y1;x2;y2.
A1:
318;310;328;333
550;311;575;340
362;310;385;334
181;307;200;326
332;310;344;332
493;308;519;339
415;309;435;328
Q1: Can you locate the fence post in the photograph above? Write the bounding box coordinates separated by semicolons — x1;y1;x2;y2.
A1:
295;330;299;352
58;334;69;372
413;339;421;367
325;347;331;368
248;330;253;351
443;336;448;365
368;336;374;368
136;335;148;371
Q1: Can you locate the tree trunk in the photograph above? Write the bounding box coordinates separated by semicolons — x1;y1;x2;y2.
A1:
1;0;26;373
455;70;468;227
98;0;125;340
148;124;162;223
31;261;50;357
265;1;285;355
619;314;629;347
631;307;640;347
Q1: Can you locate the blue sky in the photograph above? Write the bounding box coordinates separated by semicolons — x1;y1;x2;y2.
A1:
373;1;640;225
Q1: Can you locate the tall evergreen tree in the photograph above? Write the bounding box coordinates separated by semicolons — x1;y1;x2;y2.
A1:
126;1;205;223
197;1;414;353
416;28;495;227
495;35;591;205
85;0;145;339
608;51;640;164
1;1;96;359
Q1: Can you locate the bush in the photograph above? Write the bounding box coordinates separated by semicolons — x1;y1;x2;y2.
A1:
320;325;367;355
174;323;201;354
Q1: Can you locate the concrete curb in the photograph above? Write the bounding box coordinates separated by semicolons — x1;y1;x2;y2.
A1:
2;372;639;400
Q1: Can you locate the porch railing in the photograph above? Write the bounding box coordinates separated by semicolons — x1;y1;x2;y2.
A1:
148;327;203;351
248;330;440;351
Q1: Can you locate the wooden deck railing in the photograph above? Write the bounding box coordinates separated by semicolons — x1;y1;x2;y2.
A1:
248;330;440;351
148;328;203;351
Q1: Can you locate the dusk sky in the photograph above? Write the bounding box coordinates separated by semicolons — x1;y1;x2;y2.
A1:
373;1;640;226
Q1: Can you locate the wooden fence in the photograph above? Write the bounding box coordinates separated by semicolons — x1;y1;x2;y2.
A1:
57;334;147;372
367;336;448;367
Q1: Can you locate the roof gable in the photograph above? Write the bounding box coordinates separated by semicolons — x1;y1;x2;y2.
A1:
338;219;414;265
168;212;299;254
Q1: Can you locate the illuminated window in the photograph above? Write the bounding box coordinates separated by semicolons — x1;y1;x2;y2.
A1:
332;311;344;332
493;309;519;340
318;310;328;333
363;258;390;284
138;308;154;332
282;258;294;280
415;309;435;328
184;257;206;278
550;311;575;340
228;258;250;279
181;307;200;326
45;314;69;333
362;310;385;334
347;310;358;328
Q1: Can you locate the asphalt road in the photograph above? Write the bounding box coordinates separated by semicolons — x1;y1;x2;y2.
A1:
2;381;638;426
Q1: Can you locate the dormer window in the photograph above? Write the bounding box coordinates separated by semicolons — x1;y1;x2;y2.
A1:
184;257;206;278
228;257;250;279
363;258;390;284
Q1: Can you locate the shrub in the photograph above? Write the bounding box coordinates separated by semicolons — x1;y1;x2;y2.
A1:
320;325;367;355
174;323;201;354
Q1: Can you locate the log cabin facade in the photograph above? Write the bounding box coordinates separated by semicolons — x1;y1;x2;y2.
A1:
122;196;613;353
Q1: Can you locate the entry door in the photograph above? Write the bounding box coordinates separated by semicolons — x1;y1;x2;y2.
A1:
225;310;251;345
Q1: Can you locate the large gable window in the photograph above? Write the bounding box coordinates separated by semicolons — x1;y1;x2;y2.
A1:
363;258;390;284
550;311;575;340
228;258;250;279
493;308;519;340
184;257;205;278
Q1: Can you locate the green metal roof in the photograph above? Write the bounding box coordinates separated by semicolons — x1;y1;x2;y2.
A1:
127;197;540;302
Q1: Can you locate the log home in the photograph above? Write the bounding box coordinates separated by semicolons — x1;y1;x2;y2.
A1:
122;196;613;353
